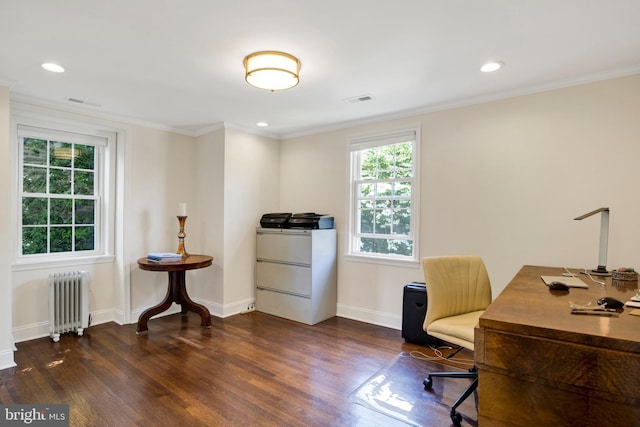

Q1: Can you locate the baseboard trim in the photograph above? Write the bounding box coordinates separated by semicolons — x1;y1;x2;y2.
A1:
0;348;16;371
13;308;120;343
336;303;401;330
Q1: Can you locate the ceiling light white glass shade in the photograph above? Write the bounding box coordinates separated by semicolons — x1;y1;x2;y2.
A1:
480;61;503;72
244;51;300;91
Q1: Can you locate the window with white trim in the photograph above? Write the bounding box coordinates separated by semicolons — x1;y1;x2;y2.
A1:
348;128;419;262
17;124;114;260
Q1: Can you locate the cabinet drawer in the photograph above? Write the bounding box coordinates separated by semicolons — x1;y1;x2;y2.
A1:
256;288;312;325
257;232;311;264
256;261;311;296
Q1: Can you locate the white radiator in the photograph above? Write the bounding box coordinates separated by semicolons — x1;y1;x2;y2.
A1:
48;271;90;342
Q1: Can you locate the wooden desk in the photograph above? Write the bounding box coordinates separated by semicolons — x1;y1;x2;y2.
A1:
475;265;640;426
137;254;213;333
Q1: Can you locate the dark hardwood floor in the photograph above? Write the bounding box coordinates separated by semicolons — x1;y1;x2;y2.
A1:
0;312;475;426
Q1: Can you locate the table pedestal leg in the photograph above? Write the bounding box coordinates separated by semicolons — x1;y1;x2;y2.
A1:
137;280;174;333
137;271;212;333
171;271;212;328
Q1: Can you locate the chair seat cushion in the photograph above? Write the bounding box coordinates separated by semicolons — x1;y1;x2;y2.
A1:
426;310;484;350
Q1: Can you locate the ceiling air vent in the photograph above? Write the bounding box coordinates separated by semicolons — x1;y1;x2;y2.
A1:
67;97;101;107
343;94;375;104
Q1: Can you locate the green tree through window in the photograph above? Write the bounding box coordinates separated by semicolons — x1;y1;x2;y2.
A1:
20;129;99;256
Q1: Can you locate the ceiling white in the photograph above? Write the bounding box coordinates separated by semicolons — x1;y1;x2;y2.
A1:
1;1;640;138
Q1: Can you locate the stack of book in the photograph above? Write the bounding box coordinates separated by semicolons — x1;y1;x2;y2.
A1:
146;252;182;263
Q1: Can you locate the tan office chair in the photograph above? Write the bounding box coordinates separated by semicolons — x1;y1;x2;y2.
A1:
421;255;492;426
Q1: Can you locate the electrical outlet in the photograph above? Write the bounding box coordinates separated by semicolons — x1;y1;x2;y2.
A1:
241;302;256;315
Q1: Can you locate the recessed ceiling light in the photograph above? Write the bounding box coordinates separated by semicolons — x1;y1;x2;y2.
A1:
480;61;503;73
256;122;269;127
42;63;65;73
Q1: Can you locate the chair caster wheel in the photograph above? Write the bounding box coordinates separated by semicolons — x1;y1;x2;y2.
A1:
423;376;433;390
450;411;462;426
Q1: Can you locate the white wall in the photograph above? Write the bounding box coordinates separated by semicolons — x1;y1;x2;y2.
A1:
222;128;280;311
192;127;280;317
128;125;200;320
0;86;15;369
281;75;640;329
194;128;225;310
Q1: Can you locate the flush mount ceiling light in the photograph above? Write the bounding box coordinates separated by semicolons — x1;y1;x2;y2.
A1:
42;62;65;73
480;61;504;73
244;51;300;91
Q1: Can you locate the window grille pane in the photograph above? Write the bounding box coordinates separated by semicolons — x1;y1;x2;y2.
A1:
393;199;411;209
50;199;72;224
396;143;413;170
49;169;72;194
75;226;95;251
361;150;377;179
23;166;47;193
389;239;413;256
375;199;391;209
374;210;391;234
359;182;374;198
75;145;95;170
393;209;411;235
375;182;392;197
357;237;414;256
23;139;47;165
22;197;48;225
50;141;73;167
74;171;94;195
360;209;373;233
50;226;73;252
22;227;47;254
359;200;373;210
75;200;95;225
394;182;411;196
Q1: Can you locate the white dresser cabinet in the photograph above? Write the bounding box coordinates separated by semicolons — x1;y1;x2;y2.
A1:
255;228;337;325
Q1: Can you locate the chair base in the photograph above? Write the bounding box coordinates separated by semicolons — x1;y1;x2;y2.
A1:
424;367;477;426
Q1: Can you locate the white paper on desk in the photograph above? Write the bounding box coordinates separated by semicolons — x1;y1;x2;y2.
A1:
541;275;589;288
625;300;640;308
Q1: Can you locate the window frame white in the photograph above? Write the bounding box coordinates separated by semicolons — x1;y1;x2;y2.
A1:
12;113;117;267
347;127;421;265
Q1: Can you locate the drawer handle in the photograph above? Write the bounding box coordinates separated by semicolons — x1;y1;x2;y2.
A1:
256;286;311;299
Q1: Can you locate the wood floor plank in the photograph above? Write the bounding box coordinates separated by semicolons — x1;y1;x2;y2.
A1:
1;312;476;426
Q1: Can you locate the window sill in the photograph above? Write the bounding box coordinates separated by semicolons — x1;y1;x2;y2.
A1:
12;254;116;272
344;253;419;269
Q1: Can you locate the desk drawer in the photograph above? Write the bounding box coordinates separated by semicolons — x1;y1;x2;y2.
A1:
478;328;640;401
477;328;640;426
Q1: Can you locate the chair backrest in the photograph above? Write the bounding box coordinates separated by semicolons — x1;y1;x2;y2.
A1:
422;255;492;329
